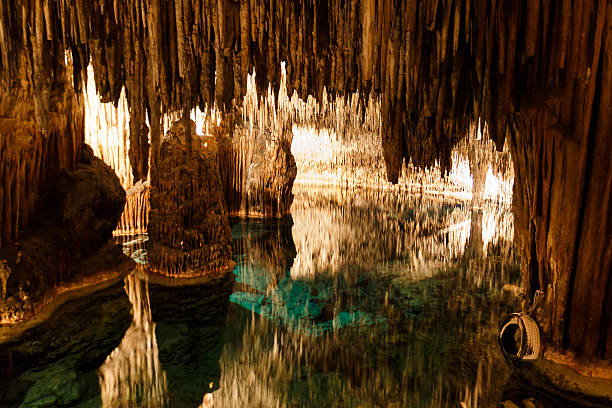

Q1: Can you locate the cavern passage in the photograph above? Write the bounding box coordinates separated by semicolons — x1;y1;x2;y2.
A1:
0;0;611;407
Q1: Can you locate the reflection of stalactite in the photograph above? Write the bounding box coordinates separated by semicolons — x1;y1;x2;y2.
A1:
213;286;512;408
289;187;472;280
98;274;168;408
466;210;484;259
287;187;516;284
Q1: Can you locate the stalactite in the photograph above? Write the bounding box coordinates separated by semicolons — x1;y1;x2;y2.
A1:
0;53;83;247
0;0;610;366
84;65;133;189
0;0;529;178
115;180;150;236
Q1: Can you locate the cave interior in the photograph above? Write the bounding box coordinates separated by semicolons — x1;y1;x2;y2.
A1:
0;1;611;407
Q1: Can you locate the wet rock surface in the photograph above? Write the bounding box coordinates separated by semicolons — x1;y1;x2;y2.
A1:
218;122;297;218
147;120;232;277
0;145;129;324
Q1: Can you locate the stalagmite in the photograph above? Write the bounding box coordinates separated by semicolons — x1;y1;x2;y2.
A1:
147;120;232;277
115;181;150;236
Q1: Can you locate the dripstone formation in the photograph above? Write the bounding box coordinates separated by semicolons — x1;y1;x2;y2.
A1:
0;145;127;323
147;120;232;277
217;121;297;218
0;1;610;366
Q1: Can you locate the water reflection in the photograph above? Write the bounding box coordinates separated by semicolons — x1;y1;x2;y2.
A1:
4;183;610;407
98;273;169;408
0;187;546;408
0;283;131;407
289;187;473;280
148;271;233;406
221;186;521;407
231;187;517;333
98;270;233;407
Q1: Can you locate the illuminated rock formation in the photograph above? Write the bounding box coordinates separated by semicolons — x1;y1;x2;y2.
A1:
147;120;232;277
0;144;128;324
218;123;297;218
115;181;150;236
0;0;610;370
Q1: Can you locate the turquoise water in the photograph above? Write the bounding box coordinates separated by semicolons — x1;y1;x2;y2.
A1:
3;187;574;407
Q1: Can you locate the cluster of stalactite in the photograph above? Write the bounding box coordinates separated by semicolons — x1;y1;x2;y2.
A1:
0;57;83;247
115;181;150;236
215;67;297;218
456;122;514;206
0;0;547;182
1;0;610;365
98;273;169;408
84;64;134;189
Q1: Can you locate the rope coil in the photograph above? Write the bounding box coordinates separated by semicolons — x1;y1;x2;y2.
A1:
498;290;543;362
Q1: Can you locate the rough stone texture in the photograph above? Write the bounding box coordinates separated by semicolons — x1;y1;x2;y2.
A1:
0;0;610;366
0;55;83;248
217;122;297;218
245;129;297;218
57;145;126;256
0;144;129;324
147;120;232;277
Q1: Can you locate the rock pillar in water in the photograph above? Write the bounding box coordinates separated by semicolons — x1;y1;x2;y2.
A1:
218;123;297;218
244;125;297;218
147;120;232;277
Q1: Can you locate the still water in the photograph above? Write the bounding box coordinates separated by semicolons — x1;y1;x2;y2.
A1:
0;187;538;407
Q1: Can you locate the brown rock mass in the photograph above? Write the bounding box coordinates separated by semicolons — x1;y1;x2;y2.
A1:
217;121;297;218
147;119;232;277
0;144;128;324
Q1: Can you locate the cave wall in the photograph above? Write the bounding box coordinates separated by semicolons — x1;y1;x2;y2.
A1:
0;53;83;247
1;1;610;363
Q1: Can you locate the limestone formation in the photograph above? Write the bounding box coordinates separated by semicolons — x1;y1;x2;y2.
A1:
115;181;150;236
0;0;610;366
147;120;232;277
218;122;297;218
0;54;83;248
57;145;126;256
0;144;129;324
